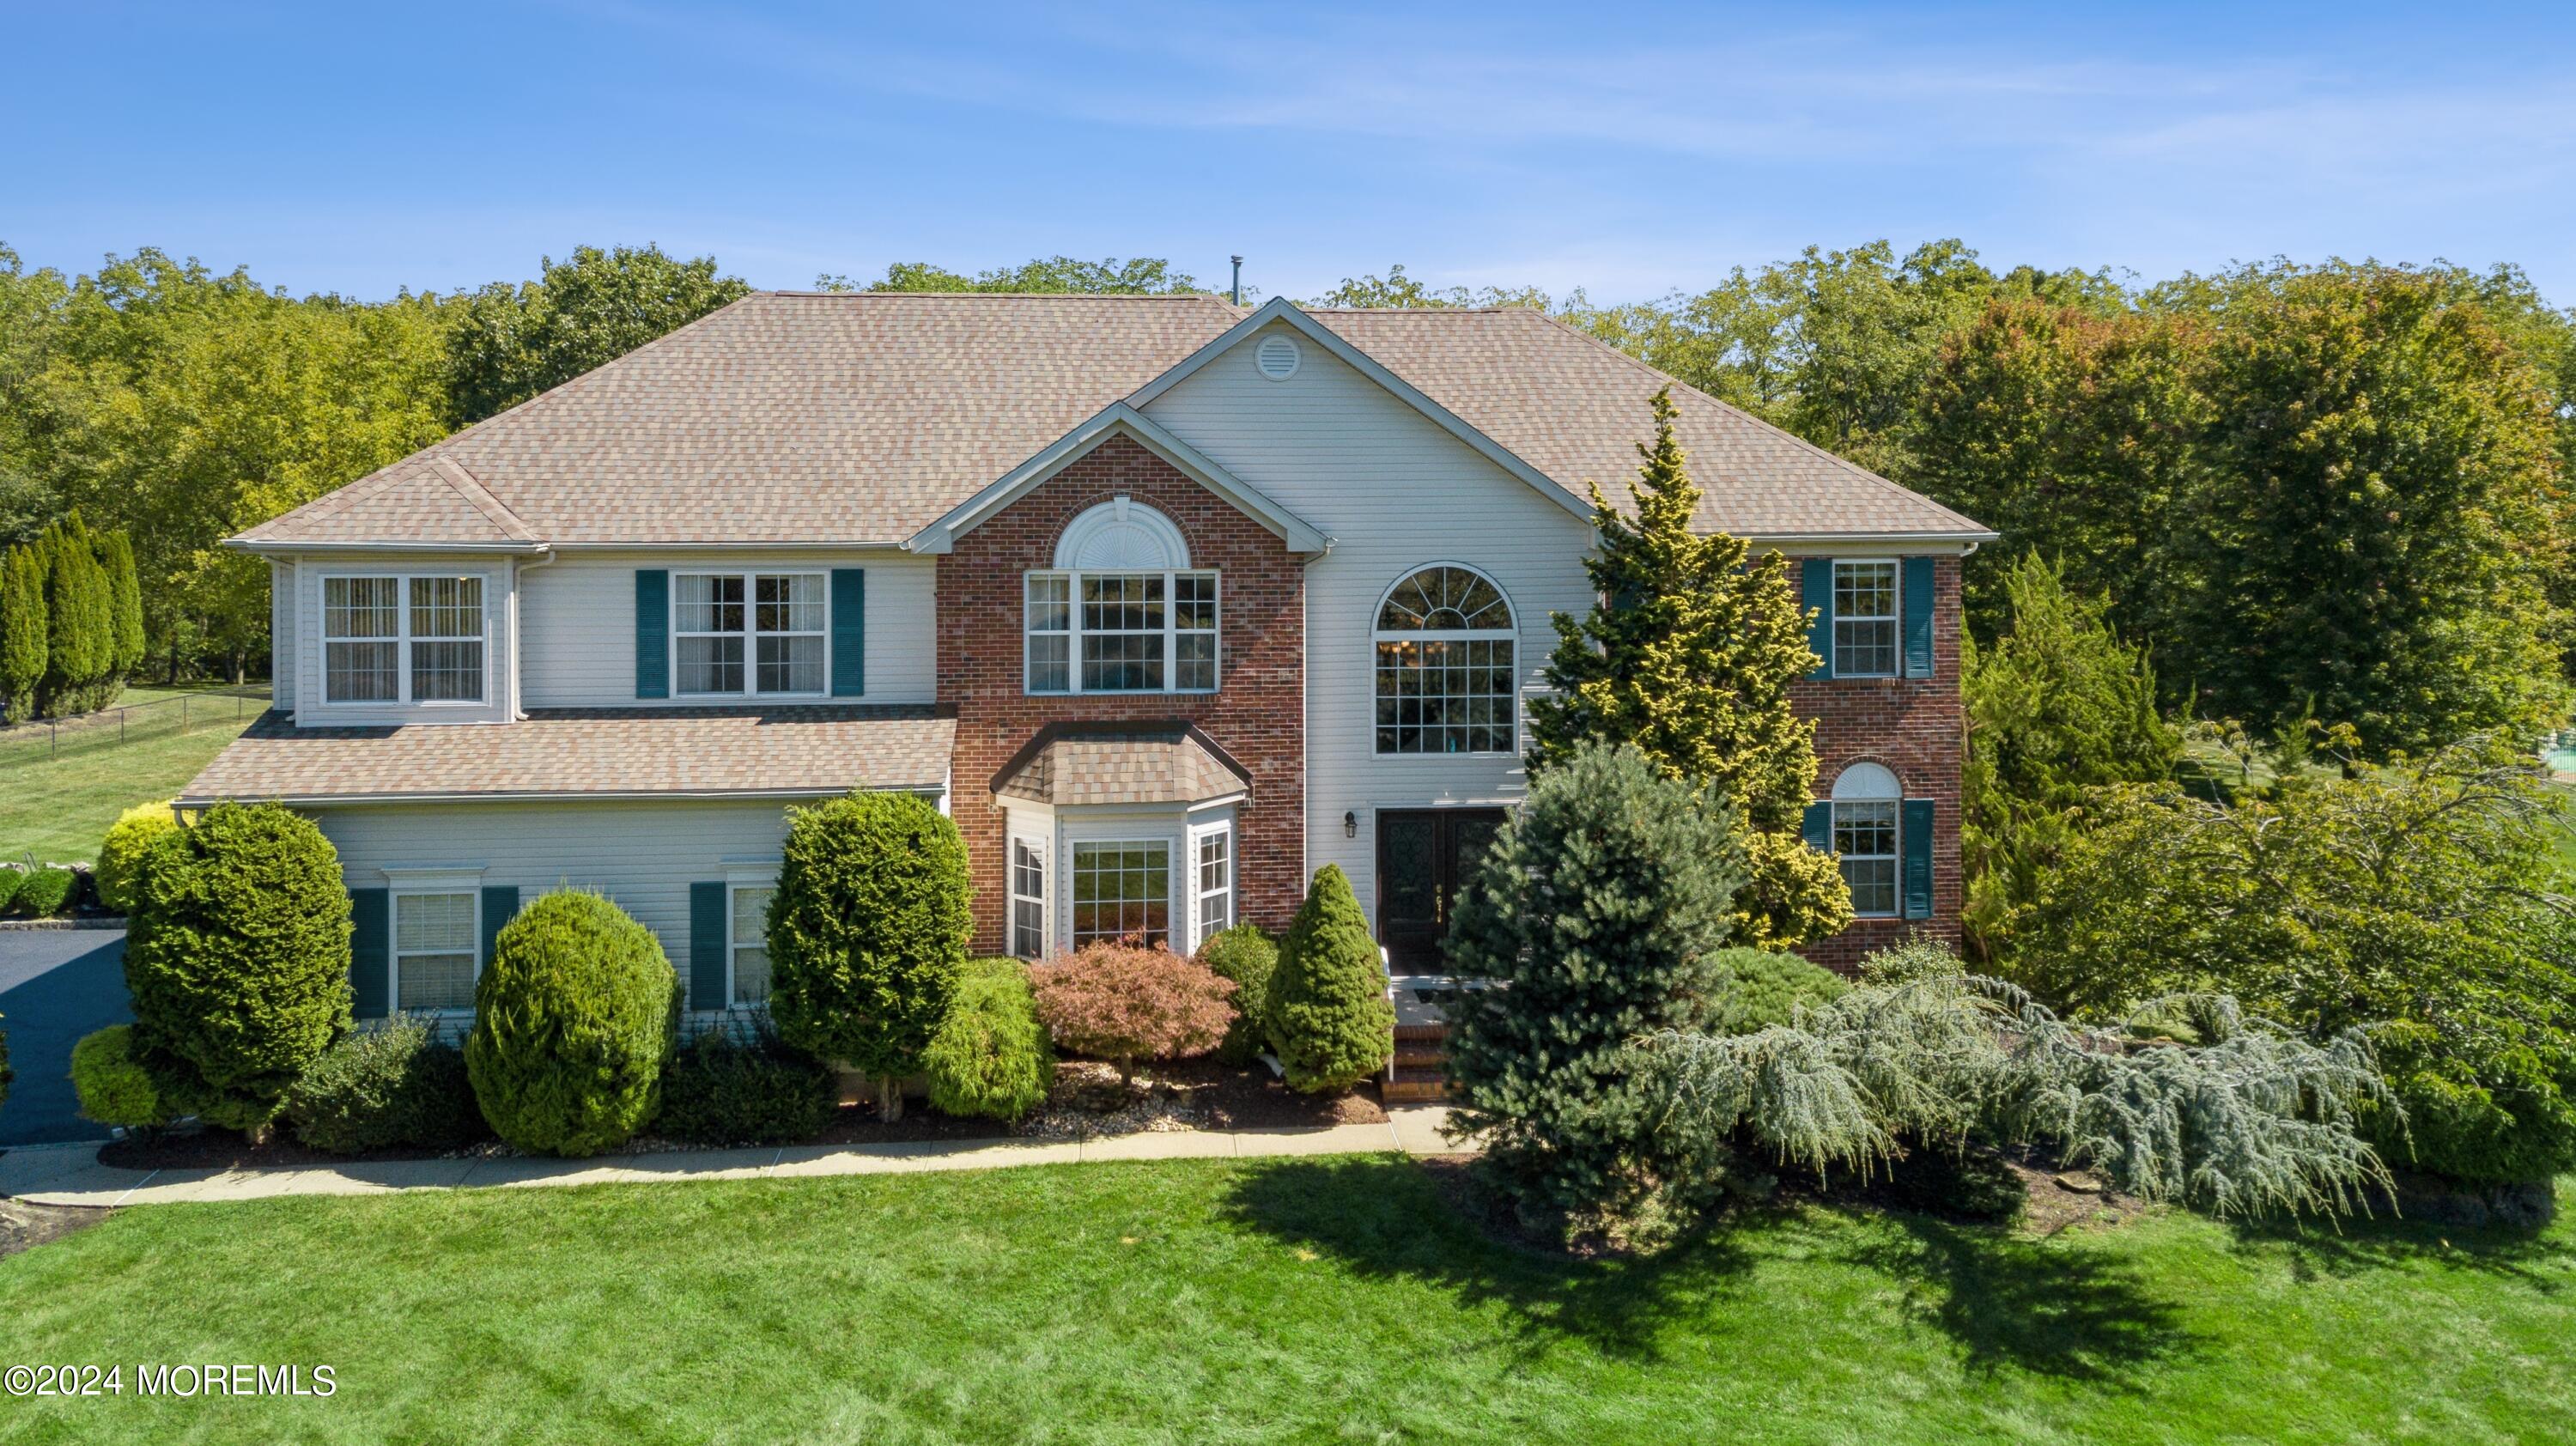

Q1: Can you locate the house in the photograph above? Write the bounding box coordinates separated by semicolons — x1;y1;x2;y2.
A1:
177;293;1994;1023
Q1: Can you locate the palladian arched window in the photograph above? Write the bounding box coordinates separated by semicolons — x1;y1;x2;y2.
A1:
1373;565;1516;755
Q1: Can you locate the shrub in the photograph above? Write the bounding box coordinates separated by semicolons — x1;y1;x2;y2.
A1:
0;544;43;724
1197;924;1279;1067
465;890;677;1157
923;958;1054;1121
13;865;77;917
1708;947;1849;1035
0;866;24;914
1443;743;1749;1230
124;802;351;1133
96;799;179;914
70;1024;167;1130
283;1017;485;1154
767;791;972;1121
1030;941;1234;1085
1878;1145;2028;1224
654;1024;836;1145
1264;866;1395;1094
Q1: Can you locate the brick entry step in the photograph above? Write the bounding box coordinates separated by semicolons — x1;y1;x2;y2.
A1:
1382;975;1494;1103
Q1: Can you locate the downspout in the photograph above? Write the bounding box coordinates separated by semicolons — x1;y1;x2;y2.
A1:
510;550;557;720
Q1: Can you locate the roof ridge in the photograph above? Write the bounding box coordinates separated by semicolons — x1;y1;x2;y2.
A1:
755;289;1237;302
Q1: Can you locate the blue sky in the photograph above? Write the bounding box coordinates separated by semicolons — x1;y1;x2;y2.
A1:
7;1;2574;305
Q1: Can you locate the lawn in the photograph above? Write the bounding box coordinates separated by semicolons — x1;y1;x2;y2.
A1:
0;1157;2567;1445
0;709;257;866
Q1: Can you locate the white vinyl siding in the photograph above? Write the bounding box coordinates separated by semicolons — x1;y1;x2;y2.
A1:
1139;319;1597;933
515;550;938;708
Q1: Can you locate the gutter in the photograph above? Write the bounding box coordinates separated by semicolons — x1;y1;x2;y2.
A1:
173;782;948;810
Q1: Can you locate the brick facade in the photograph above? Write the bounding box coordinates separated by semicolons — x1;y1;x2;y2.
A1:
936;434;1306;955
1790;555;1968;971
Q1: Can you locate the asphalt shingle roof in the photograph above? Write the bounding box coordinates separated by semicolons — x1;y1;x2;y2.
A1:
991;723;1251;808
236;293;1988;548
177;706;954;805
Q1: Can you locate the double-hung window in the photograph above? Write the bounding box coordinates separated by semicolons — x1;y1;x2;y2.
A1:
323;575;486;704
1024;570;1218;695
1010;839;1047;960
1193;827;1232;948
1832;561;1899;677
728;883;774;1005
675;572;824;697
393;890;478;1012
1069;841;1170;947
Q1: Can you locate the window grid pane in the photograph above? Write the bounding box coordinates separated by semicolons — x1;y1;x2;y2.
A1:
1011;840;1046;960
1070;841;1170;948
1080;574;1166;692
1833;800;1900;916
732;885;774;1005
323;577;401;702
1374;638;1516;754
1195;830;1231;940
394;892;477;1012
1833;562;1899;677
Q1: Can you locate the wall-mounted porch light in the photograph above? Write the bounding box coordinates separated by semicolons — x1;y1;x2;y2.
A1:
1344;811;1358;839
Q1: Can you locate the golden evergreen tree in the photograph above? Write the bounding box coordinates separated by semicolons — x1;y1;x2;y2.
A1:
1528;387;1852;947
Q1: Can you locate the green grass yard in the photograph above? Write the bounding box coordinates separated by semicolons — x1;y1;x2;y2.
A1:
0;1157;2567;1445
0;709;256;866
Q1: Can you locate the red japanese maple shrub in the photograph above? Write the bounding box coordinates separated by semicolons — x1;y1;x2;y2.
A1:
1029;940;1236;1085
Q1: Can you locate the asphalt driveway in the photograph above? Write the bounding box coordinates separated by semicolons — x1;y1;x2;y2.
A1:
0;929;130;1145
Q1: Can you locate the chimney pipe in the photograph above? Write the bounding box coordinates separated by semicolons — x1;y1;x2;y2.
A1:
1230;256;1243;306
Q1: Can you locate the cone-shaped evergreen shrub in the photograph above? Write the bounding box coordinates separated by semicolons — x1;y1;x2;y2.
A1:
1264;866;1394;1094
97;529;145;677
1198;923;1279;1066
465;889;677;1157
767;790;972;1120
36;514;113;715
0;544;45;723
924;957;1054;1120
125;802;351;1133
96;799;179;914
1443;742;1750;1230
1708;947;1850;1035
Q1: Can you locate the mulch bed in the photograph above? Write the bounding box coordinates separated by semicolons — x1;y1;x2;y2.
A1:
1162;1059;1386;1130
0;1192;112;1260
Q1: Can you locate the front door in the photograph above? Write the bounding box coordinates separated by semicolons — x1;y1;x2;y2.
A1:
1375;808;1509;972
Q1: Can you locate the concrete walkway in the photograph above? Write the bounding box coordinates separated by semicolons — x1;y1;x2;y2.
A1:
0;1106;1467;1207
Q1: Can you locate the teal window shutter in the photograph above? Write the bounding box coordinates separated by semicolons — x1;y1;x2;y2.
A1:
829;568;866;697
479;885;519;971
1902;799;1935;920
635;569;669;699
1801;558;1834;679
1802;800;1833;854
349;887;389;1019
689;882;727;1011
1901;557;1935;678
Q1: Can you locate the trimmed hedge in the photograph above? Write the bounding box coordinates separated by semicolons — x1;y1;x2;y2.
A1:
96;799;179;914
124;802;352;1132
655;1024;837;1145
1708;947;1850;1035
1264;866;1394;1093
12;865;78;917
465;889;677;1157
0;867;23;914
70;1024;167;1130
284;1017;486;1154
1198;924;1279;1067
924;957;1054;1121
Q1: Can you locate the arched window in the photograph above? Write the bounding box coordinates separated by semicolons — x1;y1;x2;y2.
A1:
1026;499;1218;695
1373;565;1516;755
1829;762;1903;917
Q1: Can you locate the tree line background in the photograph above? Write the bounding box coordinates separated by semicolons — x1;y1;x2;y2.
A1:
2;240;2569;751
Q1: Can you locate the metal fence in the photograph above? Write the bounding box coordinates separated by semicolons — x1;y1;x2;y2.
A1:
0;685;272;766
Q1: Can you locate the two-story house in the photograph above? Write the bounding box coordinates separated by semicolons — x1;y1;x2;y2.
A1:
178;294;1993;1024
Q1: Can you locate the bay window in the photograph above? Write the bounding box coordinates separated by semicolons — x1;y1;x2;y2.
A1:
1024;570;1218;695
1193;826;1232;948
323;574;485;705
1010;839;1047;960
676;572;824;697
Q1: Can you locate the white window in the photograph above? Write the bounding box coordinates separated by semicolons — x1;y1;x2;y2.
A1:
1193;826;1232;949
1374;565;1516;755
393;890;478;1012
1830;762;1903;918
1070;841;1170;948
1833;561;1899;677
729;883;774;1006
322;575;485;705
1024;570;1218;695
1010;838;1047;960
674;572;824;697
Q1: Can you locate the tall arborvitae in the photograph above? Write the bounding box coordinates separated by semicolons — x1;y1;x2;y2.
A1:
1527;387;1851;947
0;544;46;723
36;514;112;715
97;529;146;679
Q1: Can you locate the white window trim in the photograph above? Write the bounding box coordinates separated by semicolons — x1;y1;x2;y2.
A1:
1832;557;1901;680
1370;562;1521;758
1023;568;1221;696
318;573;489;708
1827;763;1904;919
1065;835;1178;950
1009;835;1048;961
1188;819;1233;952
382;866;486;1017
725;873;778;1010
671;570;829;701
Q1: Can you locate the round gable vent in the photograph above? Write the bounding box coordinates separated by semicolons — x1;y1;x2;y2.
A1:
1255;333;1302;380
